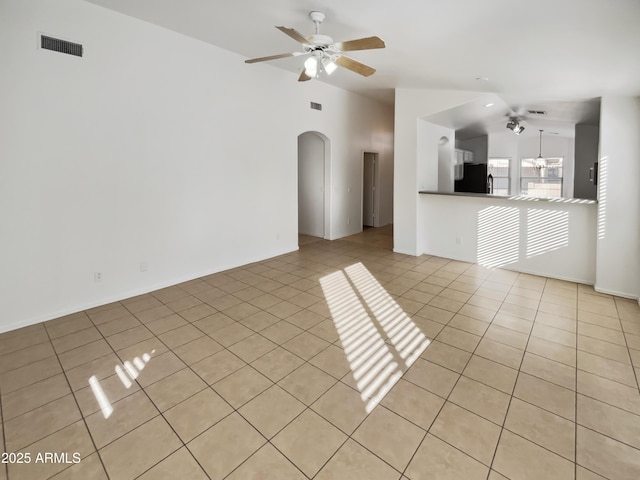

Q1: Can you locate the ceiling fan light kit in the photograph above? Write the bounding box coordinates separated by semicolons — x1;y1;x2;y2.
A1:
245;11;385;82
506;118;525;135
304;56;318;77
322;58;338;75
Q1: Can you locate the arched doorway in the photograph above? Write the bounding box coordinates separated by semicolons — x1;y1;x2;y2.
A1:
298;131;329;239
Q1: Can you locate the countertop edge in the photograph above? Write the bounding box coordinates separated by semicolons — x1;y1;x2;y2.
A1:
418;190;598;205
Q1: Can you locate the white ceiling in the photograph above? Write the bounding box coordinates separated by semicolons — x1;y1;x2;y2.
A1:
424;94;601;139
87;0;639;131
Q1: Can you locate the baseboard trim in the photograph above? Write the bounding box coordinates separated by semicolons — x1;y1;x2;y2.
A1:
593;285;639;301
393;248;417;256
0;245;298;335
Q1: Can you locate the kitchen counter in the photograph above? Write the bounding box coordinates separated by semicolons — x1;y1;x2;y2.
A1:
417;191;598;284
418;190;597;204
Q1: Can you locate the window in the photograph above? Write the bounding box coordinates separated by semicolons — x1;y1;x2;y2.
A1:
520;157;563;198
487;158;511;196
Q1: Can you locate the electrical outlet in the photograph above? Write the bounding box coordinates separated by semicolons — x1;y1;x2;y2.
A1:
140;262;148;272
455;236;462;245
347;217;351;225
94;272;103;283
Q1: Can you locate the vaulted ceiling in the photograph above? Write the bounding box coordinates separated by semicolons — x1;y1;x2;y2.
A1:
87;0;640;132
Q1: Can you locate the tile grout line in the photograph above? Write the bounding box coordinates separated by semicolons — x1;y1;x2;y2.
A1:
397;263;513;479
116;300;230;480
0;382;8;480
614;300;640;394
0;339;58;378
226;254;439;479
0;338;53;361
2;236;640;478
102;268;640;475
37;322;110;479
485;274;547;478
0;358;64;399
292;270;430;478
438;309;640;397
61;299;212;478
574;286;580;480
311;260;456;479
86;279;320;476
374;259;621;472
123;271;349;478
168;248;637;476
203;274;347;479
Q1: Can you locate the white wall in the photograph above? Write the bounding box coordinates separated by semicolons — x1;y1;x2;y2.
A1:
0;0;394;332
595;96;640;298
417;122;455;194
398;90;640;297
416;121;456;252
376;131;395;228
436;132;455;193
420;194;597;284
394;88;480;255
319;90;395;238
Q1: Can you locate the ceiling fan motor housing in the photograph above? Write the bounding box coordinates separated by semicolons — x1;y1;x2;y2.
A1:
309;11;326;24
306;34;333;47
307;12;332;46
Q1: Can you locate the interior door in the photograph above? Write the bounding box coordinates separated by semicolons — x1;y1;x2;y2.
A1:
363;152;376;227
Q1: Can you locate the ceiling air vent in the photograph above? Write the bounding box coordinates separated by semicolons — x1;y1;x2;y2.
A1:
527;110;547;116
310;102;322;111
40;35;83;57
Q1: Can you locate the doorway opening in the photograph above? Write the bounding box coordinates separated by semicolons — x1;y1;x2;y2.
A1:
362;152;379;228
298;131;330;241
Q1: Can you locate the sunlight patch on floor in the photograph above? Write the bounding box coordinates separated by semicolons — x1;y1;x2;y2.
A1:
89;350;155;419
320;262;429;412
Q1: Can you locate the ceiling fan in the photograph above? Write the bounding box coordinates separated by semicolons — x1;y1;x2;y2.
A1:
245;11;385;82
505;106;528;134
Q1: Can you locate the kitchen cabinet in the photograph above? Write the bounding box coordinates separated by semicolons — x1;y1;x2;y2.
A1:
454;148;474;180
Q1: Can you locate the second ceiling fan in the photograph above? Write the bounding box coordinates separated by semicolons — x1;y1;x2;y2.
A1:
245;11;385;82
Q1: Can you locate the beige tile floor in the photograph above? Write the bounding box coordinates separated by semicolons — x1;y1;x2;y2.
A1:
1;226;640;479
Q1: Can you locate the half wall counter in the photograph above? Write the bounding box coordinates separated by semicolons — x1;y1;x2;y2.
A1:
418;191;597;284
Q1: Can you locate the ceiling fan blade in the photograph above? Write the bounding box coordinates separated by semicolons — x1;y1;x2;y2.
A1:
298;71;312;82
335;55;376;77
245;51;309;64
276;26;310;45
245;52;297;64
333;36;385;52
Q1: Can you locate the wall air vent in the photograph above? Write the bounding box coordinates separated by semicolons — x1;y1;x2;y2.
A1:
40;35;83;57
310;102;322;111
527;110;547;115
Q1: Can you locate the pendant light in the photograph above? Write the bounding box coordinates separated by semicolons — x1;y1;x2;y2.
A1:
535;129;547;170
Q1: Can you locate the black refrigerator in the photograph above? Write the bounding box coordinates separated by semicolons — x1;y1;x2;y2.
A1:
455;163;488;194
